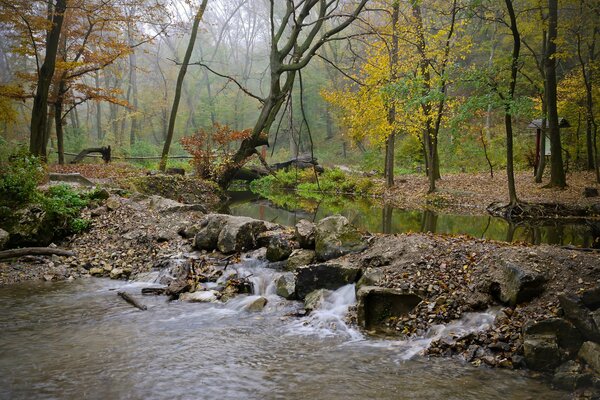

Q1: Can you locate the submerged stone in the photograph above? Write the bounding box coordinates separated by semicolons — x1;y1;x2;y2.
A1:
245;296;268;312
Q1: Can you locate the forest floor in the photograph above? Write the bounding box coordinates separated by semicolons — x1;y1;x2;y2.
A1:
383;170;600;214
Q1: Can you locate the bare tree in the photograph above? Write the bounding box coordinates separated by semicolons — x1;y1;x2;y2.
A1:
214;0;368;188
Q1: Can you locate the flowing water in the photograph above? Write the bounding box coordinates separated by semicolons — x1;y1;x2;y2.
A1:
226;190;600;248
0;260;569;399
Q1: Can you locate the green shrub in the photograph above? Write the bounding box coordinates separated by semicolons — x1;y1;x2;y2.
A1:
0;147;45;206
41;184;91;235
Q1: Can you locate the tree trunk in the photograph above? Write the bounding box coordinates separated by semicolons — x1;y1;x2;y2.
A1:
29;0;67;159
504;0;521;205
385;1;400;188
94;70;103;141
159;0;209;171
546;0;566;188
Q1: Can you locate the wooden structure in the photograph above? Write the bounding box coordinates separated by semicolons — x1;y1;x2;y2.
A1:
528;118;570;172
70;146;112;164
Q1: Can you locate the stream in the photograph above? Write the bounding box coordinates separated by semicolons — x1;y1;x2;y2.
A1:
226;190;600;248
0;258;568;399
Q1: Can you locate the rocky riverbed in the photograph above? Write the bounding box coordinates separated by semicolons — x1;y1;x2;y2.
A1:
1;188;600;398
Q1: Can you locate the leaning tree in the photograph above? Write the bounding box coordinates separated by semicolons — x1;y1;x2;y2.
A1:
212;0;369;188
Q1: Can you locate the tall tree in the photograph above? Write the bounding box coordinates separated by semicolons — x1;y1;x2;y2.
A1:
546;0;566;187
159;0;209;171
29;0;67;159
503;0;520;205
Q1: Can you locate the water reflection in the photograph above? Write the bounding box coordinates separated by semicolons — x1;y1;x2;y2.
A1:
225;191;600;248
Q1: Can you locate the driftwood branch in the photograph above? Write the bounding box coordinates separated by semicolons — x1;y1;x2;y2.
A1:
0;247;75;260
117;291;147;311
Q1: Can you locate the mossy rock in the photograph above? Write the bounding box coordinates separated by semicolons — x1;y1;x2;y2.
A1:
122;175;222;209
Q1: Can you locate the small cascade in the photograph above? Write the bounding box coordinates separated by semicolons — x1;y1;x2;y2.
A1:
288;284;363;341
365;309;499;361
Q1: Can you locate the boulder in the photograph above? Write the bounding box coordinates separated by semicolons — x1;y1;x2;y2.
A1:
523;318;583;356
285;249;316;271
314;215;367;261
356;286;422;332
276;273;296;300
295;219;316;249
180;290;220;303
149;195;206;214
356;268;384;291
178;224;200;239
552;361;593;391
304;289;331;312
559;294;600;343
216;215;269;254
193;214;230;251
266;235;294;262
295;260;361;299
244;296;268;312
6;205;53;247
0;228;8;250
494;262;546;306
582;286;600;311
579;341;600;375
523;334;562;371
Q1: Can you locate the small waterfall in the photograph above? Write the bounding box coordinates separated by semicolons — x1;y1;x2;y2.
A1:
365;309;499;361
288;284;363;341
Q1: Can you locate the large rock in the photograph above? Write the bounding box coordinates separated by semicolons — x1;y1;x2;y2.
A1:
0;228;8;250
559;294;600;343
552;361;593;391
295;260;361;299
6;205;53;247
356;286;422;332
523;318;583;356
494;262;546;306
149;195;206;214
523;334;562;371
285;249;316;271
579;341;600;375
582;286;600;311
193;214;230;251
266;235;294;262
314;215;367;261
295;219;316;249
216;216;269;254
276;273;296;300
356;268;384;291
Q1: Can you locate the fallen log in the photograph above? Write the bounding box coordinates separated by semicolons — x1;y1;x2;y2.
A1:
0;247;75;260
141;287;167;296
117;291;147;311
70;146;111;164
